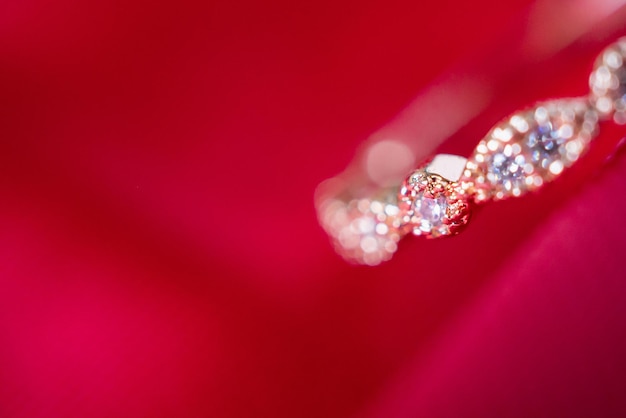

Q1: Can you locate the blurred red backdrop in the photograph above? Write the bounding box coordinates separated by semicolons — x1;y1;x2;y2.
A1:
1;0;626;417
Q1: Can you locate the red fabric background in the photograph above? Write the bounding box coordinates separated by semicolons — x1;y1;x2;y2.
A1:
1;0;626;417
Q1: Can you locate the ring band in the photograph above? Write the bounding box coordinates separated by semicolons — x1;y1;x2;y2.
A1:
317;37;626;265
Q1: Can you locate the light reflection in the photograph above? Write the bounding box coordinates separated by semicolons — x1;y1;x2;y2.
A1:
365;140;414;187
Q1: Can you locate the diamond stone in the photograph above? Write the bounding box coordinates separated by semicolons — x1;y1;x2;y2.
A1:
490;153;525;180
526;122;565;169
413;192;447;232
399;169;470;238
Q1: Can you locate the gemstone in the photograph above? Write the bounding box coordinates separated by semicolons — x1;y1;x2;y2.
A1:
526;122;566;169
490;153;525;180
413;192;447;231
398;170;470;238
528;122;557;151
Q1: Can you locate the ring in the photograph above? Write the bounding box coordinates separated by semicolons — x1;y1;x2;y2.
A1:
317;37;626;265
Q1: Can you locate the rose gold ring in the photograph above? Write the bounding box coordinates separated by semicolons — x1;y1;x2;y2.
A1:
317;37;626;265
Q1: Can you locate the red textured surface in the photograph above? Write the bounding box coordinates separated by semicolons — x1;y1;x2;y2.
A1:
1;0;626;417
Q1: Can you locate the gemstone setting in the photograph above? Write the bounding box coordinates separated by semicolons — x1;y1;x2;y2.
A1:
462;99;598;202
398;170;470;238
413;192;447;232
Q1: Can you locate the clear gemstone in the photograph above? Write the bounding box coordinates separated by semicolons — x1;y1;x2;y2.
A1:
400;168;471;238
526;122;563;168
413;193;447;229
490;153;526;181
527;122;557;151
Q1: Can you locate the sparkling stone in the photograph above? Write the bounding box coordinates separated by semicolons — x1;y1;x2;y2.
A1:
489;153;526;181
413;192;447;230
527;122;563;168
399;167;471;238
527;122;557;151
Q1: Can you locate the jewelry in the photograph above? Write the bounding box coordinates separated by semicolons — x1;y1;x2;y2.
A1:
316;37;626;265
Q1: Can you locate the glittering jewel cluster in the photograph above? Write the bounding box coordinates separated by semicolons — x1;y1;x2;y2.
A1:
317;193;403;266
318;37;626;265
461;99;598;202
